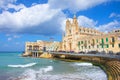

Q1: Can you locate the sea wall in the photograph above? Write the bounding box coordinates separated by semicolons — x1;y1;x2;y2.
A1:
39;52;52;58
22;52;120;80
40;52;120;80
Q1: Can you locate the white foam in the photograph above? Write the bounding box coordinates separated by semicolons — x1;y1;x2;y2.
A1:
40;66;53;73
74;62;93;66
14;66;53;80
8;63;36;68
13;65;107;80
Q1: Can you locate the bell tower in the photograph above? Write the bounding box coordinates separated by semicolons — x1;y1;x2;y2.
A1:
73;15;77;24
65;19;72;36
72;15;79;34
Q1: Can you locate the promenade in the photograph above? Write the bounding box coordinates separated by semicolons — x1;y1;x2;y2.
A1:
48;52;120;80
50;52;120;60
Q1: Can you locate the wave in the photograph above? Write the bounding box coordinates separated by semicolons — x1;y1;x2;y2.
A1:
9;66;53;80
74;62;93;66
8;65;107;80
41;66;53;73
8;63;36;68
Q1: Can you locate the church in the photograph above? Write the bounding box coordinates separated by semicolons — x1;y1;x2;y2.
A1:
62;15;120;53
24;15;120;56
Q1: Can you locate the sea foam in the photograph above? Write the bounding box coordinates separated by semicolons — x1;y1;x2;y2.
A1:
41;66;53;73
8;63;36;68
9;65;107;80
74;62;93;66
13;66;53;80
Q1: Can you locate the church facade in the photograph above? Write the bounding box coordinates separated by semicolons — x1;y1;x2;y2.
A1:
24;15;120;56
61;15;120;53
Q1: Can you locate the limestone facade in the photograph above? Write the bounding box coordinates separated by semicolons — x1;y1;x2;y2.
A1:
62;16;120;54
25;40;60;56
24;15;120;55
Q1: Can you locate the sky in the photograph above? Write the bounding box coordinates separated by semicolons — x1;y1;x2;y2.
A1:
0;0;120;51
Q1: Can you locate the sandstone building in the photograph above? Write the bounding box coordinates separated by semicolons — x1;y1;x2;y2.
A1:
62;15;120;53
24;15;120;56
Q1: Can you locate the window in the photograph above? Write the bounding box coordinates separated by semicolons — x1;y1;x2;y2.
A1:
112;44;114;48
96;39;98;43
112;37;115;42
118;44;120;48
106;44;109;48
85;40;87;44
69;29;71;34
81;41;83;44
78;41;80;50
89;46;90;49
97;45;99;48
106;38;108;42
82;46;83;49
101;45;104;48
88;40;90;44
78;41;80;45
101;38;104;43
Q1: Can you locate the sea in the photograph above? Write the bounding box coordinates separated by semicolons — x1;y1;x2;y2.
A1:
0;52;107;80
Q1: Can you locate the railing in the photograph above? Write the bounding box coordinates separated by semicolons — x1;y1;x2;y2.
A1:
27;50;43;52
49;51;120;60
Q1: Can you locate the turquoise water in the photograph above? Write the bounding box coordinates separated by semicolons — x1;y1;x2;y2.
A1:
0;52;107;80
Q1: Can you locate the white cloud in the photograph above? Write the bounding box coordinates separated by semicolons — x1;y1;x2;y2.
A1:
77;16;97;28
61;15;120;33
97;20;120;32
61;16;98;31
0;0;16;9
77;16;120;32
6;34;21;41
0;4;66;35
13;35;20;38
0;4;58;29
7;4;26;11
109;13;120;18
8;37;12;41
0;0;117;36
6;34;11;36
15;42;20;45
48;0;108;12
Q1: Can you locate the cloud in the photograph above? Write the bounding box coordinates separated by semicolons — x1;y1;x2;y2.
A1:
6;34;11;36
63;15;120;33
48;0;108;12
97;20;120;32
7;3;26;11
15;42;20;45
77;16;97;28
0;0;16;9
0;4;66;35
61;15;98;31
6;34;21;41
8;37;12;41
61;15;120;34
109;13;120;18
13;35;20;38
0;0;118;36
77;16;120;32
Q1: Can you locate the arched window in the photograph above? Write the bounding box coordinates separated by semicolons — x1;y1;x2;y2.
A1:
106;38;108;42
69;29;71;34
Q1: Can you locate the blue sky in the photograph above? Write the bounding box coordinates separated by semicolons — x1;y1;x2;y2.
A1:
0;0;120;51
